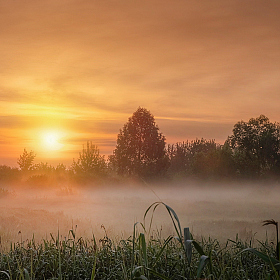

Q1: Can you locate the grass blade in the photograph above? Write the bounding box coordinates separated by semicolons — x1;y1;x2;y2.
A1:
90;234;98;280
197;255;209;278
139;233;148;268
242;248;279;267
192;240;206;256
23;269;30;280
184;228;192;264
144;202;160;237
152;236;173;268
131;222;139;280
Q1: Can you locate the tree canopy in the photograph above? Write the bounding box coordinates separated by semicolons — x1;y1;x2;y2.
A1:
71;141;106;178
111;107;168;178
167;139;235;179
227;115;280;177
17;149;36;172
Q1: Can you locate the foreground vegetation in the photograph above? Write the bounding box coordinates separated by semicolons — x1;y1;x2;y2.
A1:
0;203;279;280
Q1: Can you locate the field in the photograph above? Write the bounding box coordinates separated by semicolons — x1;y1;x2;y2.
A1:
0;181;280;279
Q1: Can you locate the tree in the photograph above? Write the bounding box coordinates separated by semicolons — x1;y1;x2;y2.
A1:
167;142;190;177
188;138;219;178
0;165;20;182
111;107;168;178
167;139;236;179
227;115;280;177
32;162;55;174
71;141;106;178
17;149;36;172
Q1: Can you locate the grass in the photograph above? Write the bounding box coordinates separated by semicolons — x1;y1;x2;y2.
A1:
0;202;279;279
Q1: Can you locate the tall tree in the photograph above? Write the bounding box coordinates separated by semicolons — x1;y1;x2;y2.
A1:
227;115;280;177
111;107;168;178
17;149;36;172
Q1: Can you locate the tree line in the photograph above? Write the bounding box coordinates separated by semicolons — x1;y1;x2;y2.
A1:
1;107;280;185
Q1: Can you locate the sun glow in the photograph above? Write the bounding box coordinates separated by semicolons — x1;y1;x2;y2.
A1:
42;131;64;151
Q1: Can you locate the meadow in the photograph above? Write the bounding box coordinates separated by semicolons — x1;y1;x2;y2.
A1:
0;181;280;279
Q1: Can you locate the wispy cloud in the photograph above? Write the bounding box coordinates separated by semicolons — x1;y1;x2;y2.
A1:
0;0;279;164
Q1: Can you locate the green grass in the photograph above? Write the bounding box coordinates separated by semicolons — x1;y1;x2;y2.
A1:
0;202;278;280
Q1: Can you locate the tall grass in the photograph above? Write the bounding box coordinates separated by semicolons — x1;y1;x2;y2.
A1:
0;202;278;279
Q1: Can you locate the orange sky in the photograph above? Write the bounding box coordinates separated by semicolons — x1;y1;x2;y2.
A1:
0;0;280;166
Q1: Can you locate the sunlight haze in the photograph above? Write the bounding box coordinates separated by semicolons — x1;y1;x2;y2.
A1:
1;2;280;276
0;0;279;165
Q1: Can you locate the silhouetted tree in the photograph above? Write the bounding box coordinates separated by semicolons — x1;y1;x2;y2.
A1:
17;149;36;172
111;107;168;178
71;141;106;178
25;162;69;187
215;142;236;179
188;138;219;178
0;165;20;182
32;162;55;173
167;142;190;177
227;115;280;177
167;139;236;179
55;163;67;173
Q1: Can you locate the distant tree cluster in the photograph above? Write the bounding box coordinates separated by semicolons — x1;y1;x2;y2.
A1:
1;109;280;186
167;115;280;180
167;139;235;179
109;109;280;181
108;110;280;180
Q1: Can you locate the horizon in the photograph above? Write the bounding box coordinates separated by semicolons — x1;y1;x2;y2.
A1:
1;0;280;166
1;111;278;168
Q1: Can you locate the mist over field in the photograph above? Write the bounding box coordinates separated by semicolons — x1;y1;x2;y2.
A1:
1;181;279;249
1;0;280;276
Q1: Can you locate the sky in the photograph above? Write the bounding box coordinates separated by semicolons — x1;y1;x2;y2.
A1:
0;0;280;166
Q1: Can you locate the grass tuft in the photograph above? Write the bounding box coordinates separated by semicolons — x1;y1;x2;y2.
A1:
0;203;278;279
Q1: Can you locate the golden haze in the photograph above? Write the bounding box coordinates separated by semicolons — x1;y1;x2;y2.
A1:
0;0;280;166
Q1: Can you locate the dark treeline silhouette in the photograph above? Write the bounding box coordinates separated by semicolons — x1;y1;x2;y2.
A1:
1;108;280;186
167;139;236;180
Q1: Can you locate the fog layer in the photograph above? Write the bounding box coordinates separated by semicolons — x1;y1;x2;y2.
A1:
0;182;279;248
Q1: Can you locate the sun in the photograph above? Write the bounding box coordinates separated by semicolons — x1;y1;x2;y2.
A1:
42;131;64;151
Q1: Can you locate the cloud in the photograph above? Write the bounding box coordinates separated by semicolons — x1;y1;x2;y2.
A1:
0;116;30;129
0;0;280;163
